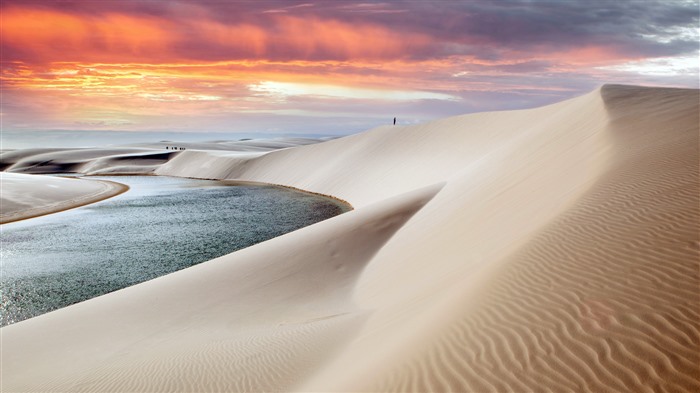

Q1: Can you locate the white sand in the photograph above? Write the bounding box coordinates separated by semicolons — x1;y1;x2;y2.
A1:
0;173;128;224
1;85;698;392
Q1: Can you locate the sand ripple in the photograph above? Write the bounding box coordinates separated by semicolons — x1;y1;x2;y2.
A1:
363;86;699;392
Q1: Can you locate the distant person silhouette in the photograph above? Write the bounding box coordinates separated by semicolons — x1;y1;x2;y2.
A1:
393;117;396;125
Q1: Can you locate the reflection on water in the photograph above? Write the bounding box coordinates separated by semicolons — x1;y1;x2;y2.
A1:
0;176;349;326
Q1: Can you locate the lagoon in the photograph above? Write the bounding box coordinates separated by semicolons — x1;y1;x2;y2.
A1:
0;176;349;326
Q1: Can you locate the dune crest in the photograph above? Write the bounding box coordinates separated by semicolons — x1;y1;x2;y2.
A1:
1;85;698;392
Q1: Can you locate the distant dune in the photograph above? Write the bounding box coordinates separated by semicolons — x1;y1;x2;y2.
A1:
0;138;328;175
1;85;698;392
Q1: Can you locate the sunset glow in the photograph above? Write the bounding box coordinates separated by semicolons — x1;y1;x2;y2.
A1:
1;1;698;136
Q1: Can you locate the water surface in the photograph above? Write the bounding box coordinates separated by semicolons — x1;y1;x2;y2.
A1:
0;176;349;326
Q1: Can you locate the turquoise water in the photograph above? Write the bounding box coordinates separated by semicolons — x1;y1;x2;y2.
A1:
0;176;349;326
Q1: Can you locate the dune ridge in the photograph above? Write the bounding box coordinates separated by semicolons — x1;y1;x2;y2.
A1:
1;85;698;392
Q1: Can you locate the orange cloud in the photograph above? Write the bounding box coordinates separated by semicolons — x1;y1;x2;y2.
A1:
1;6;432;64
187;20;269;58
1;7;177;63
267;16;431;60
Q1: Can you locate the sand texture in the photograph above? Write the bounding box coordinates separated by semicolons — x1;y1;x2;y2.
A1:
0;173;128;224
1;85;698;392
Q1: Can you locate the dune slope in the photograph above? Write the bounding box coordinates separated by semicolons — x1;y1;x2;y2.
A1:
1;85;698;392
304;85;700;392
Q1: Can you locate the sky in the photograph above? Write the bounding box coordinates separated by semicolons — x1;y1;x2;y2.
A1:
1;0;699;138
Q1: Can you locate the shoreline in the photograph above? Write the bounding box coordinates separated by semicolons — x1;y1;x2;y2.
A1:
216;178;354;210
0;178;130;225
148;173;356;209
3;174;353;224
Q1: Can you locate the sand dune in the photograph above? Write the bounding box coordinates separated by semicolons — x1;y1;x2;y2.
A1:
0;137;328;175
0;173;128;224
1;148;159;174
1;85;698;392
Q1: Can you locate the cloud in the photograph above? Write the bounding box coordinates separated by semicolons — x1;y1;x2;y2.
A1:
0;5;432;64
5;1;697;65
1;0;697;135
248;81;458;101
